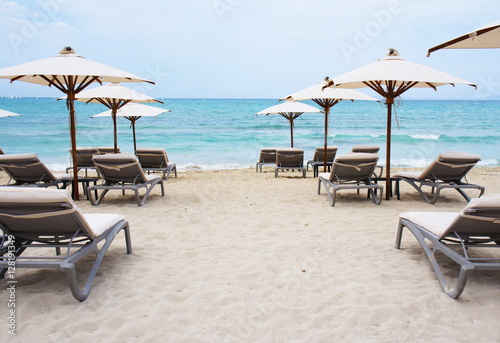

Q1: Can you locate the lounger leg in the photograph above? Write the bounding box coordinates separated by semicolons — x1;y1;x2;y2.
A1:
368;188;381;205
395;220;404;249
397;218;475;299
61;221;132;301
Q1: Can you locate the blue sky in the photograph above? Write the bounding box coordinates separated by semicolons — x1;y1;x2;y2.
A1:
0;0;499;100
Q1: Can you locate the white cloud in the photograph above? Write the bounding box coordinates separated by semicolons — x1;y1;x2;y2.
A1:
0;0;499;98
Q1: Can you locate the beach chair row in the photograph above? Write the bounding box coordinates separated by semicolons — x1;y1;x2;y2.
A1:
0;150;495;301
66;147;177;180
0;149;175;207
258;146;485;207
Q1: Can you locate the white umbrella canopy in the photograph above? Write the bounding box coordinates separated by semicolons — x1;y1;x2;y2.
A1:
329;48;476;200
256;100;322;148
91;103;170;152
0;46;154;200
283;78;378;170
0;109;21;118
428;20;500;55
74;82;163;153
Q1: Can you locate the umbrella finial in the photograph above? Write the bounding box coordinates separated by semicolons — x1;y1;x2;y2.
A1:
59;46;75;54
387;48;399;57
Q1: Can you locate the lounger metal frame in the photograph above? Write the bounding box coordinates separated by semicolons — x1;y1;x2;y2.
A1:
256;148;277;173
88;179;164;207
136;150;177;180
275;149;306;178
318;160;383;207
397;158;485;204
0;154;70;188
0;201;132;301
396;210;500;299
398;176;485;204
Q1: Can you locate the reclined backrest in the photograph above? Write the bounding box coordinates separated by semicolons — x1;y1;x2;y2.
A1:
93;153;148;184
69;147;99;167
330;153;379;182
352;145;380;153
0;187;95;239
418;151;481;181
0;153;57;183
258;148;277;163
439;194;500;239
135;148;169;168
276;148;304;167
312;146;338;162
97;147;121;155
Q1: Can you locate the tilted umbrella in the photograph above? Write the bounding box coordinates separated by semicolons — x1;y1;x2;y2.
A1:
329;48;476;200
73;82;162;153
0;46;153;200
0;109;21;118
428;20;500;55
91;103;170;152
283;77;378;171
256;100;322;147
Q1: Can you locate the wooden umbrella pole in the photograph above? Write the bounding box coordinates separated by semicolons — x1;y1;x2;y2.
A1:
385;97;393;201
66;86;80;201
131;118;137;153
112;108;118;153
323;105;330;172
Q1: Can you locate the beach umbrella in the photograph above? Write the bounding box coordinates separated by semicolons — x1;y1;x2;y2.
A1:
91;103;170;152
72;82;162;153
282;77;378;171
0;109;21;118
329;48;476;200
256;100;322;147
0;46;153;200
428;20;500;55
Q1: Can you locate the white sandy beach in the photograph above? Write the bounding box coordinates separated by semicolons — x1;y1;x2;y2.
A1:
1;166;500;342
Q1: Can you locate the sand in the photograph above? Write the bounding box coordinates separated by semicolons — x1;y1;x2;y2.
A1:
1;166;500;342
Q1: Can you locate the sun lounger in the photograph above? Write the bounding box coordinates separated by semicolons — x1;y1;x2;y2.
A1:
256;147;278;172
0;153;71;188
392;151;485;204
318;153;383;206
89;153;164;206
65;147;99;176
275;148;306;178
97;147;121;154
351;145;380;153
0;187;132;301
306;146;338;177
0;148;4;155
135;147;177;180
396;194;500;299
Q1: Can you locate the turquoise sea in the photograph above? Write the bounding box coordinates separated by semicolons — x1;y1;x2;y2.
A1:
0;97;498;171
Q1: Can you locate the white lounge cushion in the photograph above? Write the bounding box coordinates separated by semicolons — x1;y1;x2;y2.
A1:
399;211;459;237
83;213;125;237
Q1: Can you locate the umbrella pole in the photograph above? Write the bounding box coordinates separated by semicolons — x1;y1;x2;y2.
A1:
132;120;137;153
385;99;393;201
290;119;294;148
112;109;118;153
323;106;330;172
67;91;80;201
